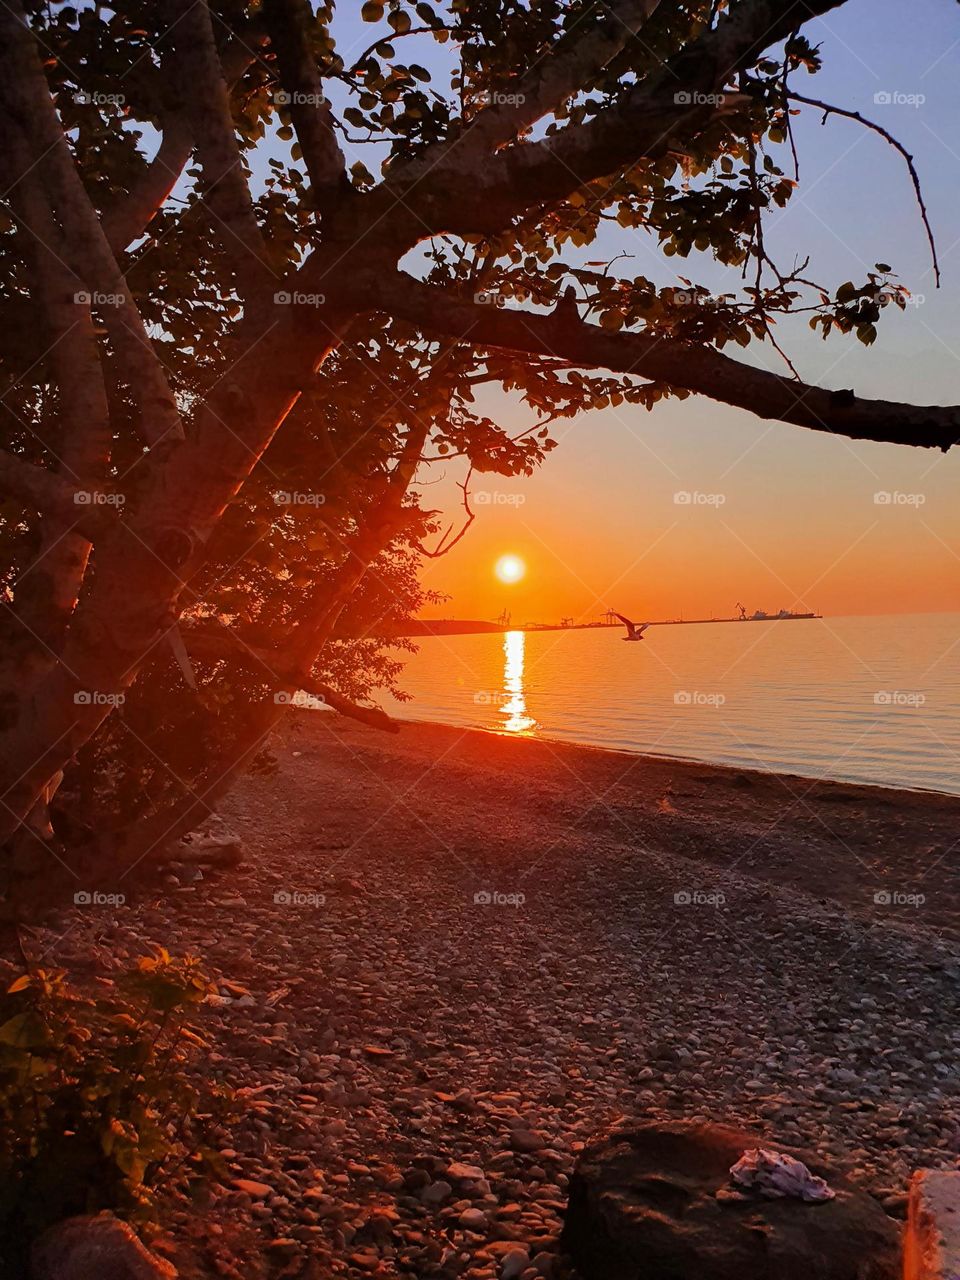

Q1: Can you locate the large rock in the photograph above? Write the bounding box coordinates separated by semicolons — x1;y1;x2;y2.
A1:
561;1121;900;1280
31;1214;177;1280
904;1170;960;1280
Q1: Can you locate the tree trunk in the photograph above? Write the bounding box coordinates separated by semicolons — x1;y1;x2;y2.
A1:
0;301;347;844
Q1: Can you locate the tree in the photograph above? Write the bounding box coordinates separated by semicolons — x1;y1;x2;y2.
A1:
0;0;955;888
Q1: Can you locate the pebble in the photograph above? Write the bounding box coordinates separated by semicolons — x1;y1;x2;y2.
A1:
232;1179;272;1198
500;1249;530;1279
421;1180;453;1205
458;1208;488;1231
509;1130;547;1154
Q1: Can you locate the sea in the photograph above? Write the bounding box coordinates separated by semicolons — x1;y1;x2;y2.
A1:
382;613;960;795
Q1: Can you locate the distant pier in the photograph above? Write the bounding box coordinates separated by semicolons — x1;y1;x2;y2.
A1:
391;611;822;638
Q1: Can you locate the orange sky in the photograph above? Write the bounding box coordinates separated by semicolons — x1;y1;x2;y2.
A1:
419;367;960;622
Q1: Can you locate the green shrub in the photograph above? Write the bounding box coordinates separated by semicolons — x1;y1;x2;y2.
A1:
0;948;229;1271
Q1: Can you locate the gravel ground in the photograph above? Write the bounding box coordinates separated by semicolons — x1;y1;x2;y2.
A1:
34;714;960;1278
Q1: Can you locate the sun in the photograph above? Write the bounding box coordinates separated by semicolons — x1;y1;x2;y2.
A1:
495;554;526;585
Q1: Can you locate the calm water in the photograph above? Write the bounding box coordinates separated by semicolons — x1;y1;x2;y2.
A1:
385;614;960;795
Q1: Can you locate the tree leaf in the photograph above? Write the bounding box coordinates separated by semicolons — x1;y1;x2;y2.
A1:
0;1011;49;1048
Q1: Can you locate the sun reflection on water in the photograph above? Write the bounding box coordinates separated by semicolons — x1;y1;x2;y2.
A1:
498;630;537;735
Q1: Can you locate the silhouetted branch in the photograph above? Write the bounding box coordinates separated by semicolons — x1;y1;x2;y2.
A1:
372;272;960;451
0;0;184;447
163;0;274;303
263;0;347;214
181;623;399;733
420;466;475;558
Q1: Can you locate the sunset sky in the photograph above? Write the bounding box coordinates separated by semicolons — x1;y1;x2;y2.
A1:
334;0;960;622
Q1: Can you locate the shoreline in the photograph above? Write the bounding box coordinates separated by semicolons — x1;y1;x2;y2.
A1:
394;710;960;804
379;613;960;802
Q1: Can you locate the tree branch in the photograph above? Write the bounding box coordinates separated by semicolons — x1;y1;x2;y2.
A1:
0;451;121;541
100;120;194;256
100;34;265;255
262;0;348;215
419;467;475;558
461;0;662;151
372;272;960;451
0;121;114;660
369;0;847;241
300;675;400;734
181;623;399;733
163;0;275;305
0;0;184;449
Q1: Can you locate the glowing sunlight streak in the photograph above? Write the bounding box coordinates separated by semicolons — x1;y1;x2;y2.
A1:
499;630;537;735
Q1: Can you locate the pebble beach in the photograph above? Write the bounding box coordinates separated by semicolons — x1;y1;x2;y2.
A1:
32;714;960;1278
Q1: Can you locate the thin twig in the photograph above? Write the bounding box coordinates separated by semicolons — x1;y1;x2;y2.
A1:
788;90;940;288
780;43;801;183
349;25;447;73
419;465;475;558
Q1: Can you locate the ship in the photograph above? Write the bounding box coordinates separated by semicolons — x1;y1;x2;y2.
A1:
736;602;819;622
